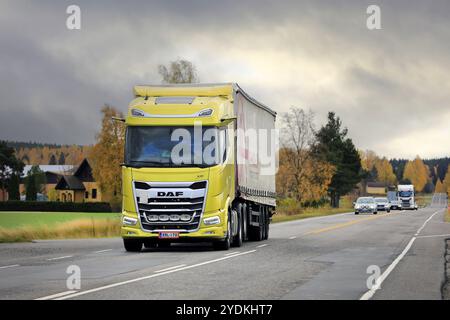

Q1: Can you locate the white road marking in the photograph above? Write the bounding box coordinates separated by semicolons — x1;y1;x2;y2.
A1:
224;251;240;256
44;250;257;300
93;249;112;254
154;264;186;273
0;264;20;269
360;209;443;300
415;210;441;236
257;244;268;248
35;290;77;300
46;255;73;261
416;234;450;239
288;236;297;240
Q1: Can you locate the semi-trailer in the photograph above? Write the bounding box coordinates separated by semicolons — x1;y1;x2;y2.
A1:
120;83;277;251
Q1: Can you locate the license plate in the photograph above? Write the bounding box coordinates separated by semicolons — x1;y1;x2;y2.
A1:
158;232;179;239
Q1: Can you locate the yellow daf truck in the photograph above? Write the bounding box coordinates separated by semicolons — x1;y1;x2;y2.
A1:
120;83;277;251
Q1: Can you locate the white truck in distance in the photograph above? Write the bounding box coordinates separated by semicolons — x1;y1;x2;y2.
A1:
397;184;418;210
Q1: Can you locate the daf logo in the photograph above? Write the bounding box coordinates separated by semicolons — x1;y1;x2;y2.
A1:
157;191;183;197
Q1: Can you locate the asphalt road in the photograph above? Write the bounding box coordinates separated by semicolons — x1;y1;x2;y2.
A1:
0;197;448;300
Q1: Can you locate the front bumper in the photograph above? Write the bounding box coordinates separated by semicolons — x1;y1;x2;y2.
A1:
121;210;228;241
355;207;376;213
122;225;227;240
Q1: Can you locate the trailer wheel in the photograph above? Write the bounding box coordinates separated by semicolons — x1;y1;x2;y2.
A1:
249;206;263;241
231;203;243;247
263;207;270;240
123;239;142;252
213;213;231;250
242;202;248;241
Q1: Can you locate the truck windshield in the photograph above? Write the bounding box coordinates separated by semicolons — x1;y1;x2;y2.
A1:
125;126;226;168
399;191;413;197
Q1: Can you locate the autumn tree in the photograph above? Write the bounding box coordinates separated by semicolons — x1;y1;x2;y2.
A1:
435;179;445;193
312;112;362;208
89;105;125;208
402;156;429;192
158;59;198;84
277;108;335;204
443;166;450;194
374;157;397;186
0;141;24;201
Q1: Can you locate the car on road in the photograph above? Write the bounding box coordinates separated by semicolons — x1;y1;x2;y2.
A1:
374;197;391;212
354;197;378;215
389;199;402;210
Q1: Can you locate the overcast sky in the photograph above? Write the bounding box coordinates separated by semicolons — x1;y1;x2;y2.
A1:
1;0;449;159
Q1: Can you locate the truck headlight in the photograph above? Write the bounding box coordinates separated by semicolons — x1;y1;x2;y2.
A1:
123;216;138;226
204;216;221;226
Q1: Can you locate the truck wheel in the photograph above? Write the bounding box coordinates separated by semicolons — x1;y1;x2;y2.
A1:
249;206;263;241
143;241;157;249
242;203;248;241
213;215;231;250
158;242;171;248
123;239;142;252
262;207;269;240
231;204;243;247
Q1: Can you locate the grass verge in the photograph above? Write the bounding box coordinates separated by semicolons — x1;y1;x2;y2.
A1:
272;207;351;223
0;218;121;243
0;211;120;229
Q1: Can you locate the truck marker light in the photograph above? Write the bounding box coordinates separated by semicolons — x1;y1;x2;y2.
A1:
198;108;213;117
204;216;221;226
131;108;145;117
122;216;138;226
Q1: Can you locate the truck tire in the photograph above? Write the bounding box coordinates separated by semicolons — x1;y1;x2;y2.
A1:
231;203;243;247
242;202;248;241
213;214;231;250
143;241;157;249
158;242;171;248
123;239;142;252
263;207;270;240
249;206;263;241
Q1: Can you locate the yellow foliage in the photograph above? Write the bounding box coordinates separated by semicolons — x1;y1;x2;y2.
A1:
374;157;396;185
277;148;335;204
403;156;429;192
442;166;450;196
359;150;378;171
89;105;125;207
47;188;58;201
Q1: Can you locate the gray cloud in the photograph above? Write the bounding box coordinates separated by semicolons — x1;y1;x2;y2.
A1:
0;0;449;158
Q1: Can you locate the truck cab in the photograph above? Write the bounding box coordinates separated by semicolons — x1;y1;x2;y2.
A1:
397;184;418;210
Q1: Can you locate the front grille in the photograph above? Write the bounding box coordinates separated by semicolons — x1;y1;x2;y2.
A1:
134;181;207;232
